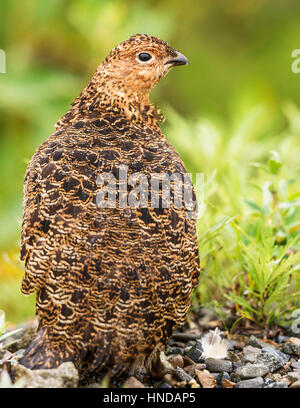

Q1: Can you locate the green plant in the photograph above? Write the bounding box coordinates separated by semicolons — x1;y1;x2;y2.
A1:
195;145;300;331
225;152;300;329
166;101;300;332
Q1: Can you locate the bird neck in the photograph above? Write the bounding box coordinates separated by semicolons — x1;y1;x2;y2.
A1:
56;69;164;130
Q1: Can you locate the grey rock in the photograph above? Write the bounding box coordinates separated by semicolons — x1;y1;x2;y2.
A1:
257;351;284;372
290;380;300;388
159;382;173;388
186;340;204;362
242;346;261;363
287;371;300;383
234;364;269;379
264;377;274;386
173;367;194;384
291;361;300;370
281;342;300;357
265;381;288;388
246;335;289;365
204;358;233;373
225;340;237;351
246;335;263;349
235;377;264;388
217;372;231;385
230;372;241;383
274;335;289;344
262;347;289;366
168;346;185;356
227;351;241;362
232;362;244;370
14;362;79;388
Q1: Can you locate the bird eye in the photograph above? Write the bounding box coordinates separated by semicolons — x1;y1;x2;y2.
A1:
137;52;153;63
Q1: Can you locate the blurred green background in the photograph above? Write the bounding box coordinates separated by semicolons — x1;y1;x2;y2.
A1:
0;0;299;327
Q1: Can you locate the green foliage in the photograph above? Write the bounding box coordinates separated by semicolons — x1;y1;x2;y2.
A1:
167;106;300;329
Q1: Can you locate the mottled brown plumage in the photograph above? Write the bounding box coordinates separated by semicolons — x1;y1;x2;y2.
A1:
20;34;200;377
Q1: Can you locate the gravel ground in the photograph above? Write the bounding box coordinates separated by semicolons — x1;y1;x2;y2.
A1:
1;310;300;389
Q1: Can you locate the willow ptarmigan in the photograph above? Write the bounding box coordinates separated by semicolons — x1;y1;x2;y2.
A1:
19;34;200;377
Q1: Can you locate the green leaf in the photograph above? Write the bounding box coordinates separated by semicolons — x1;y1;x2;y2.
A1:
268;150;282;175
244;199;262;212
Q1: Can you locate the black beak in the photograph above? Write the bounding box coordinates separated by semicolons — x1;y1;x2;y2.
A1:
165;51;190;67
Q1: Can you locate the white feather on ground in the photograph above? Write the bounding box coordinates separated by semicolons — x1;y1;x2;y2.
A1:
200;328;228;359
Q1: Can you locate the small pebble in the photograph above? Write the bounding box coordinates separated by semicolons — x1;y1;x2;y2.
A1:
242;346;261;363
222;379;235;388
265;382;288;388
186;340;204;363
173;367;195;385
290;380;300;388
274;335;289;344
267;348;289;365
168;354;184;369
291;361;300;370
159;382;172;388
230;372;241;383
235;377;264;388
281;376;292;387
287;371;300;383
163;373;178;387
227;351;241;363
246;335;263;349
272;373;282;382
204;358;233;373
225;339;237;351
288;338;300;347
217;372;231;385
234;364;269;379
281;342;300;357
177;380;187;388
247;335;288;365
168;346;185;356
234;342;245;351
257;351;284;372
232;361;245;370
195;369;216;388
183;363;206;377
264;378;274;386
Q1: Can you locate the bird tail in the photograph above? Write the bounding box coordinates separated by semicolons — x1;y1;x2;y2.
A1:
19;327;76;370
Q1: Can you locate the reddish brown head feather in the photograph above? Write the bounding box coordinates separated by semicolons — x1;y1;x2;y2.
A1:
57;34;185;128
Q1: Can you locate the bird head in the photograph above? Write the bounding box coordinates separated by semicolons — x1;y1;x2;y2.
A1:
98;34;189;100
59;34;189;127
